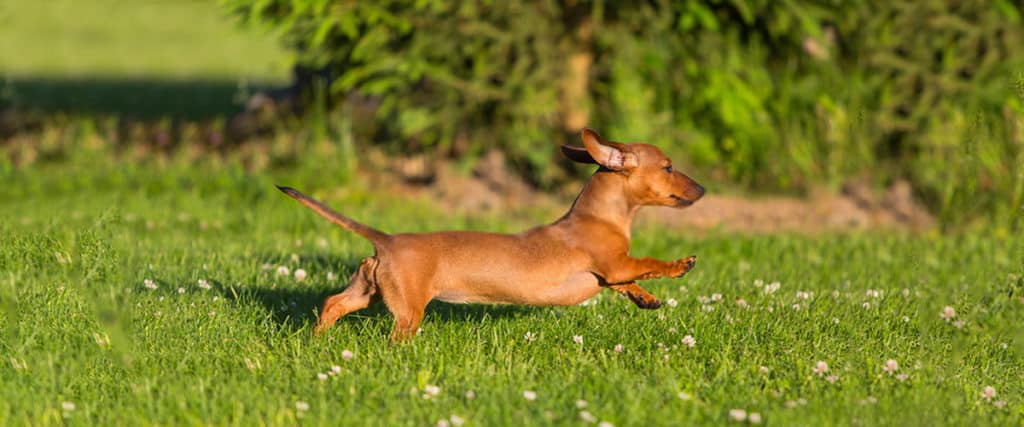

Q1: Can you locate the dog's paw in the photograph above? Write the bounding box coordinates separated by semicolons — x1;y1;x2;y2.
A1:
628;292;663;309
637;297;663;310
674;255;697;278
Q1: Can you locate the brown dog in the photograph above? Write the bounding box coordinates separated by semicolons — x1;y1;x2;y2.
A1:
278;128;705;341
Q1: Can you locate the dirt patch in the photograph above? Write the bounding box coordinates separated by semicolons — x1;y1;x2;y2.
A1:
641;181;934;234
370;152;935;233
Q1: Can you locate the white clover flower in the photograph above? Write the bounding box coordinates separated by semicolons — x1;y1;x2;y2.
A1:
341;349;354;360
681;335;696;349
198;279;212;290
940;306;956;321
573;335;584;345
294;269;308;281
317;373;328;381
61;401;76;412
327;272;337;282
735;298;748;308
748;412;762;424
729;409;747;421
613;344;623;353
423;385;441;398
677;391;692;401
523;390;537;401
982;386;996;401
177;287;185;294
144;279;158;290
580;411;597;423
295;401;309;411
711;293;722;302
576;400;588;408
524;332;537;342
813;361;828;377
666;298;678;307
883;359;899;375
276;266;290;276
449;415;465;426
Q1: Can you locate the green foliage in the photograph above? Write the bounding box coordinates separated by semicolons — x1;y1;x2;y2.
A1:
222;0;1024;226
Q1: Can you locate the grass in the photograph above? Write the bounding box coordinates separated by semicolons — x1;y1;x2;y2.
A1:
0;0;288;80
0;0;289;118
1;151;1022;426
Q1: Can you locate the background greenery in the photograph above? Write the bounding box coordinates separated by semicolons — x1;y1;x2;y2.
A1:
222;0;1024;227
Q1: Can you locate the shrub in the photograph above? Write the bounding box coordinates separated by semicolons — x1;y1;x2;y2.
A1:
222;0;1024;227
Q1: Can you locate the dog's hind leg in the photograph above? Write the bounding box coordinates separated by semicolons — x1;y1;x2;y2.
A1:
314;257;381;335
607;282;663;309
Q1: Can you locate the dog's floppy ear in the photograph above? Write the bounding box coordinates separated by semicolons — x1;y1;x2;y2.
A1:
579;128;638;171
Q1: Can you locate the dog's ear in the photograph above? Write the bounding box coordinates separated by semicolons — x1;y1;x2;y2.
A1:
580;128;638;171
560;144;596;164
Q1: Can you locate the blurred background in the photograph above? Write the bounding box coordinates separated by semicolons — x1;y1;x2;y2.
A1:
2;0;1022;232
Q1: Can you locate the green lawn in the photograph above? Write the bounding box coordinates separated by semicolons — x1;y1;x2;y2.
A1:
1;152;1021;426
0;0;288;80
0;0;289;118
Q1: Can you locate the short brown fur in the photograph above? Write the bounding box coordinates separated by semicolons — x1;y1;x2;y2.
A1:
278;128;705;342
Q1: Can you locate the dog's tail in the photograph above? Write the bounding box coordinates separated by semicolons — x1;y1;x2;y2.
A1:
276;185;391;247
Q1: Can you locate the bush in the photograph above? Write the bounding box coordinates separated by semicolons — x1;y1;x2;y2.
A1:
222;0;1024;227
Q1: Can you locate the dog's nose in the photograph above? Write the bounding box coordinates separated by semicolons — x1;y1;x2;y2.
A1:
694;184;705;199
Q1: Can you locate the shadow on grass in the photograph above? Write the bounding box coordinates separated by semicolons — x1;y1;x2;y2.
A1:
2;76;277;119
229;253;540;333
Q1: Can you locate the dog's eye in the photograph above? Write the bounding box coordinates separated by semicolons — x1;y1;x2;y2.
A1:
663;165;673;173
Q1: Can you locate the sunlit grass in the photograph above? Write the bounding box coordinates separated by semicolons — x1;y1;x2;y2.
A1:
1;156;1021;426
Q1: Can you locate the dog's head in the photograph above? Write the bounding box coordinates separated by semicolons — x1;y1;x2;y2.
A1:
561;128;705;208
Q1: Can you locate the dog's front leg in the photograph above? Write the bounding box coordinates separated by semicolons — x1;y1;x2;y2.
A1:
598;255;697;284
607;282;663;309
